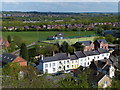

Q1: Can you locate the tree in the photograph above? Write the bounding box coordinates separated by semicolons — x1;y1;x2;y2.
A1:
67;46;75;54
73;42;84;51
60;41;69;53
105;34;114;43
13;36;24;48
20;43;29;61
7;35;12;43
59;72;89;88
94;27;104;36
2;63;20;79
94;36;105;41
8;42;16;52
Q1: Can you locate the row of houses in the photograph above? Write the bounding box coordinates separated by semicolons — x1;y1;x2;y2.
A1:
36;48;111;74
2;22;120;31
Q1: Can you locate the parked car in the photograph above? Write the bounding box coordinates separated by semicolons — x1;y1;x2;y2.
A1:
64;70;71;73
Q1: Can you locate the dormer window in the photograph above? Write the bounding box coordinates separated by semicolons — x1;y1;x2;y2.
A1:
7;57;9;59
4;56;6;58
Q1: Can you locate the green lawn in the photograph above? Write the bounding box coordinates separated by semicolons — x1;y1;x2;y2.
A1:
2;31;96;44
44;37;96;45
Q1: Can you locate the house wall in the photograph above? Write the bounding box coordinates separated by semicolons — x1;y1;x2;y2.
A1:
71;59;79;69
43;61;58;73
98;75;112;88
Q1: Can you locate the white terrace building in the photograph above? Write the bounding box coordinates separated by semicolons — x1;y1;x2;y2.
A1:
37;48;110;74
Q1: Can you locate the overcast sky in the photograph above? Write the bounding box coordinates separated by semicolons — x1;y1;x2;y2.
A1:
2;0;120;2
2;2;118;12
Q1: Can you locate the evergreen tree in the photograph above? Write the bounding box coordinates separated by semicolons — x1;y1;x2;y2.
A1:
7;35;11;43
20;43;29;61
60;41;69;53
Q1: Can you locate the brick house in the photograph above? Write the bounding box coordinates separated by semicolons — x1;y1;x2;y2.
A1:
79;41;94;51
0;37;10;48
94;39;108;50
1;53;27;67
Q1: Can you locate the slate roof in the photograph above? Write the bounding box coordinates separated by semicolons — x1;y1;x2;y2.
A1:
1;53;17;63
84;50;99;56
97;48;109;54
42;56;58;62
74;51;86;58
55;33;64;38
70;55;78;60
79;40;92;46
42;53;69;62
95;39;108;44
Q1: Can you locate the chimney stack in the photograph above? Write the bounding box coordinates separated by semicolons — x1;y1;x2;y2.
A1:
53;51;55;56
41;55;44;60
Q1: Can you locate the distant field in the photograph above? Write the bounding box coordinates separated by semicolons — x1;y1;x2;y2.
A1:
2;31;96;44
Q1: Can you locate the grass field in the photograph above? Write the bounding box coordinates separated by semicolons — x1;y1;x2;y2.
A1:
2;31;96;44
44;37;96;45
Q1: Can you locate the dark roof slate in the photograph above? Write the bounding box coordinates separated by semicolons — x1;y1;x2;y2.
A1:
79;40;92;46
2;53;17;63
97;48;109;54
96;39;108;44
84;50;99;56
70;55;78;60
74;51;86;58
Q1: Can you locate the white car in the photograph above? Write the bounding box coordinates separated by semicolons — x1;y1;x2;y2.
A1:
64;70;71;73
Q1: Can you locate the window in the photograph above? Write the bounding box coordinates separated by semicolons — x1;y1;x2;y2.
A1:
72;61;74;63
88;57;89;60
59;66;61;69
81;59;82;61
72;65;74;67
94;57;96;59
64;61;66;64
53;63;55;67
45;64;48;68
67;60;69;63
76;60;77;63
102;54;104;56
84;63;86;66
97;56;99;59
53;68;56;72
59;61;62;64
49;63;51;67
104;81;107;84
11;58;13;60
67;65;69;68
88;62;89;65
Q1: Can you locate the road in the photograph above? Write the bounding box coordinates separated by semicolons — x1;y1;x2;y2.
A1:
11;42;36;55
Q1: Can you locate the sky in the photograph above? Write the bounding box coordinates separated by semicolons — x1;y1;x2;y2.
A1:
2;0;120;2
1;0;119;12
